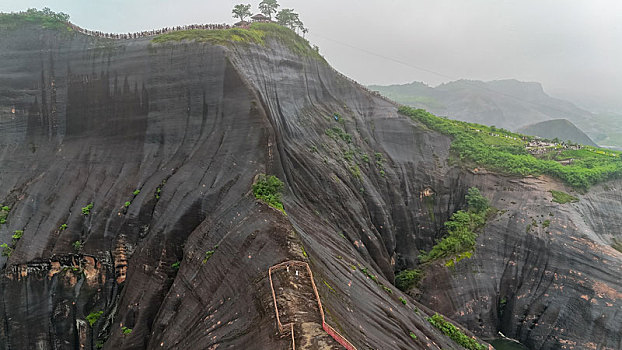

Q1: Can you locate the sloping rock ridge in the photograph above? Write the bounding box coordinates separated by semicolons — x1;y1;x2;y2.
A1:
517;119;598;146
0;21;621;350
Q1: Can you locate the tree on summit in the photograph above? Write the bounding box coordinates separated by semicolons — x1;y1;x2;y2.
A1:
276;9;297;28
232;4;252;22
38;7;70;21
258;0;279;20
276;8;306;33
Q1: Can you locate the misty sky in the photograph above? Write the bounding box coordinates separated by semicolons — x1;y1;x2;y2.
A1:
1;0;621;112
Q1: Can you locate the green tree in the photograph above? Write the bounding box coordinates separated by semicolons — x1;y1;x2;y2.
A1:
86;311;103;327
232;4;252;22
252;174;285;212
28;7;70;22
276;9;300;30
72;240;83;253
258;0;279;20
295;18;307;35
395;269;422;291
465;187;489;213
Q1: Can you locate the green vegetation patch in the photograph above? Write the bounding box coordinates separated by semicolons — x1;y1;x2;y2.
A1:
360;265;401;297
11;230;23;240
419;187;490;264
152;22;322;59
0;205;9;224
360;267;378;283
444;251;472;268
152;27;266;45
86;311;103;327
0;243;12;257
399;106;622;189
252;174;285;213
72;241;83;253
0;8;72;32
251;22;321;58
349;165;361;179
203;249;215;264
323;280;336;293
325;127;352;143
550;190;579;204
427;313;487;350
394;269;422;291
81;203;93;216
1;229;24;257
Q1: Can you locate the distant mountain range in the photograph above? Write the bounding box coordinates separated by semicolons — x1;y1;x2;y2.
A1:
369;79;591;129
369;79;622;149
517;119;597;146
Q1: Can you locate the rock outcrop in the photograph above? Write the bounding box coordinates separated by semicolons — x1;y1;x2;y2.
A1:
1;20;621;350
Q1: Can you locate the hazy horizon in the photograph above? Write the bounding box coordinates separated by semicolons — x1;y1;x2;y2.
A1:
1;0;621;113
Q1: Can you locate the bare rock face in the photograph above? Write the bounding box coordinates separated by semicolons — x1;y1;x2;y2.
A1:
417;176;622;350
0;22;621;350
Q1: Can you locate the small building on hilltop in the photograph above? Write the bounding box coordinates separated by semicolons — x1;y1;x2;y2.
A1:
234;20;250;28
250;13;270;22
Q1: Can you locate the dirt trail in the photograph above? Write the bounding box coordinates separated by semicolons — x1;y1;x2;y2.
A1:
271;264;343;350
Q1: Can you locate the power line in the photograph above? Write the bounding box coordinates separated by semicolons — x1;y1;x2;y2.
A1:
307;31;592;119
308;31;458;82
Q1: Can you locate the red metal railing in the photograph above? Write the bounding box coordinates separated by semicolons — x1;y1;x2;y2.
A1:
268;260;356;350
323;323;357;350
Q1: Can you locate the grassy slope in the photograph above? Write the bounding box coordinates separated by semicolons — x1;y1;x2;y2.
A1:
400;106;622;189
153;22;323;60
152;26;266;45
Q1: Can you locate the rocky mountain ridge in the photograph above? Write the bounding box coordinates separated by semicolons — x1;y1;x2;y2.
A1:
0;17;621;350
517;119;597;146
368;80;595;136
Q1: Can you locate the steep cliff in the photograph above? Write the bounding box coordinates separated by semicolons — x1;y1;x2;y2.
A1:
1;17;622;350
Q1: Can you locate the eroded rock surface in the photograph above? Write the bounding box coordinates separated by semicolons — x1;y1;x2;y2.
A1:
0;22;621;350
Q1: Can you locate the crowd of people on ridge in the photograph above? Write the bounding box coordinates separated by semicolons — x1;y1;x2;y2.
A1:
68;23;232;40
66;19;396;106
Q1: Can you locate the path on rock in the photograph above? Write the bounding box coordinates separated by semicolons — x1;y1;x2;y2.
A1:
270;261;345;350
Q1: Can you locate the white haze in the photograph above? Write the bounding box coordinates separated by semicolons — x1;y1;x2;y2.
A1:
1;0;621;112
